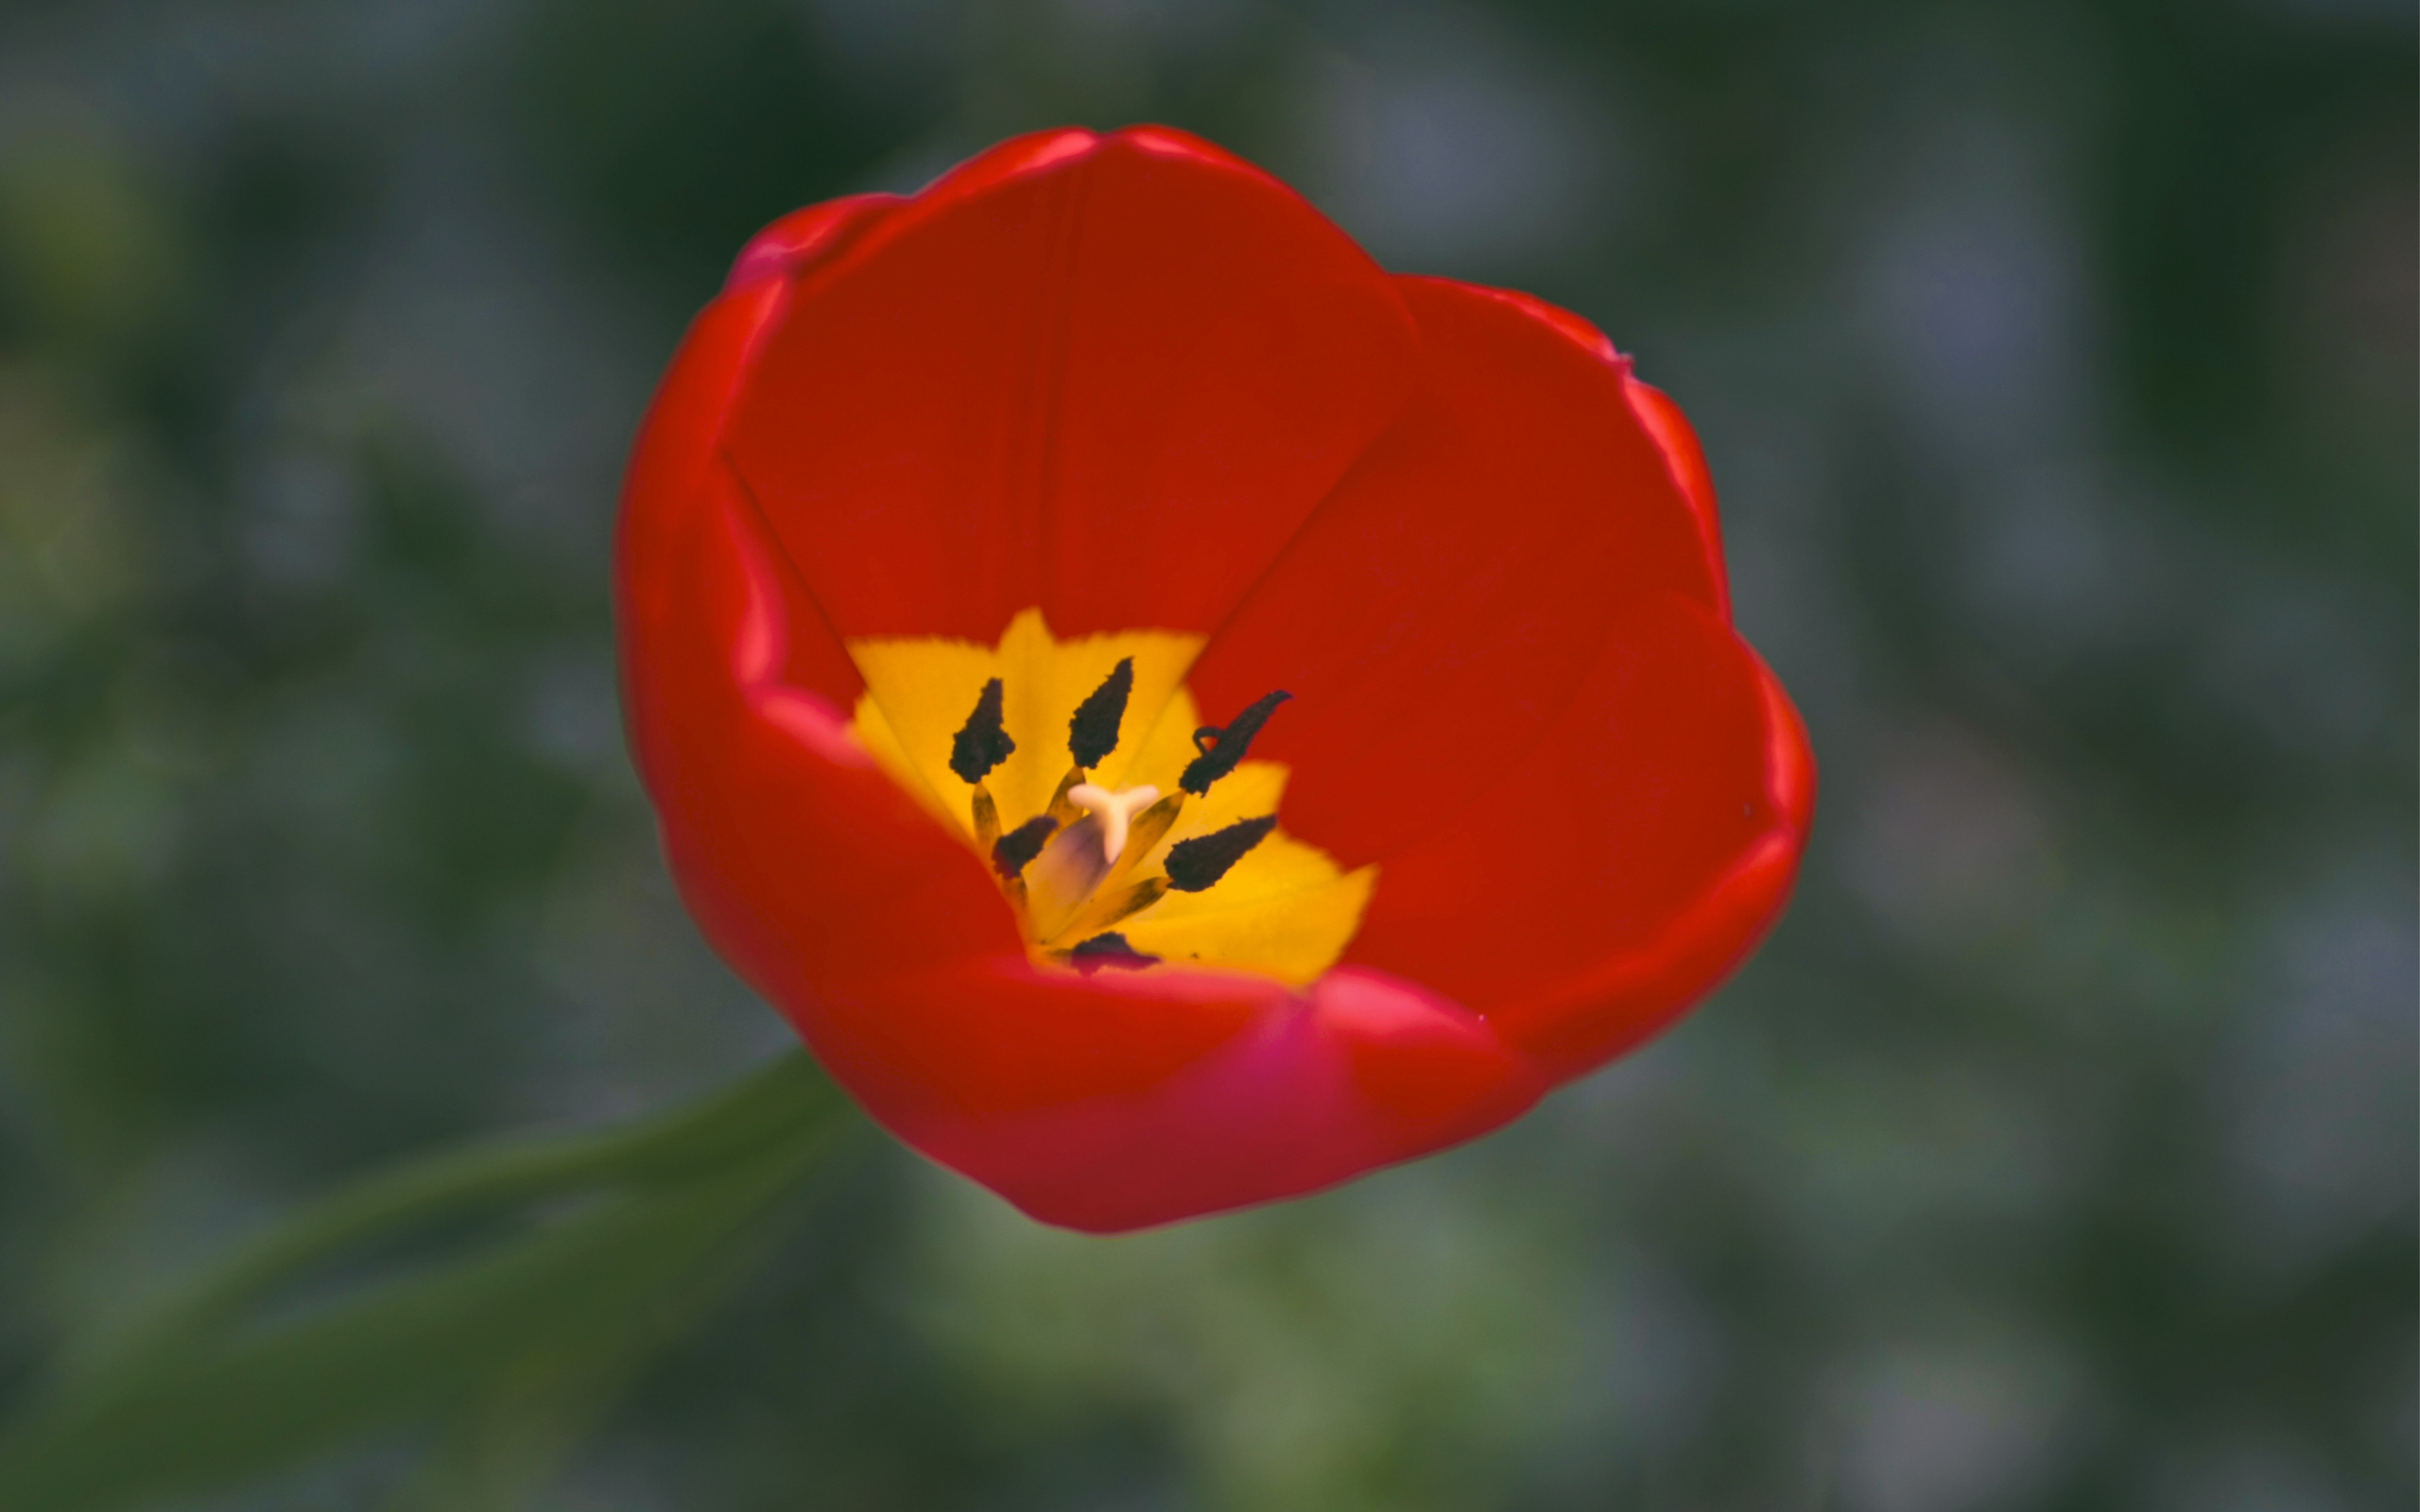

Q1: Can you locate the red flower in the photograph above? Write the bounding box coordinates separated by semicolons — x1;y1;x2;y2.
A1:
617;126;1814;1232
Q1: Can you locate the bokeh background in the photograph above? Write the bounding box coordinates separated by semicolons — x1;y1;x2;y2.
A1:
0;1;2412;1507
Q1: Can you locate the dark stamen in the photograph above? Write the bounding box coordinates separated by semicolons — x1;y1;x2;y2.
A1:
1179;690;1290;795
1067;658;1133;767
990;816;1057;878
1164;814;1278;892
1068;932;1160;973
949;678;1015;782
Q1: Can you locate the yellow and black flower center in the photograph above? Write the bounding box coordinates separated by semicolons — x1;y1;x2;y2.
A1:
845;610;1373;984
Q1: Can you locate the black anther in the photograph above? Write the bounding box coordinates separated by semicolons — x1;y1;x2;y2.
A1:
1179;691;1290;795
1068;658;1134;767
1069;932;1160;973
1163;814;1278;892
949;678;1015;782
990;816;1057;878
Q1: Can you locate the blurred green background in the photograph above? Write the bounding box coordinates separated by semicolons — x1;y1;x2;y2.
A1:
0;0;2411;1507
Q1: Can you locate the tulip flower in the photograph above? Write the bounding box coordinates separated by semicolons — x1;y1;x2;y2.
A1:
616;125;1814;1232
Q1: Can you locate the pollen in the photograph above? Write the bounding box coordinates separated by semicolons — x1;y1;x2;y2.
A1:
1181;690;1290;795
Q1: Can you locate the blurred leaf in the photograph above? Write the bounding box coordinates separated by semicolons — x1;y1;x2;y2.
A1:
0;122;183;353
0;1052;853;1512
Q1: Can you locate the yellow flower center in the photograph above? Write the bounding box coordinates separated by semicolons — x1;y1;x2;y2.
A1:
845;609;1374;985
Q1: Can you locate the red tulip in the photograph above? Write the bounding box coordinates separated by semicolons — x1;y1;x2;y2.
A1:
616;126;1814;1232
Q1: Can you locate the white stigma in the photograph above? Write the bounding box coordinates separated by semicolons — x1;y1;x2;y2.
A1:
1066;782;1161;865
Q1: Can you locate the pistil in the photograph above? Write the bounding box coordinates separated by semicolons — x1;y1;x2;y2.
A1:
1065;782;1163;864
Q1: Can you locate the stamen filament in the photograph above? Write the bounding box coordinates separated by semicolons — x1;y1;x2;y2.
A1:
1053;875;1172;945
970;783;1001;851
1044;766;1087;829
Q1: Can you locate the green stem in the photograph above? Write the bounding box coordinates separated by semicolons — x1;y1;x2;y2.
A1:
61;1050;833;1385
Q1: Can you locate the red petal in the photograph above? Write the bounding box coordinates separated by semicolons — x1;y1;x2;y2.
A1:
1482;657;1810;1080
629;452;1011;990
618;279;782;660
809;956;1282;1139
1341;590;1813;1082
619;273;864;711
874;962;1543;1232
1623;374;1732;622
719;126;1422;642
724;192;902;293
1184;276;1721;868
1415;284;1735;631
